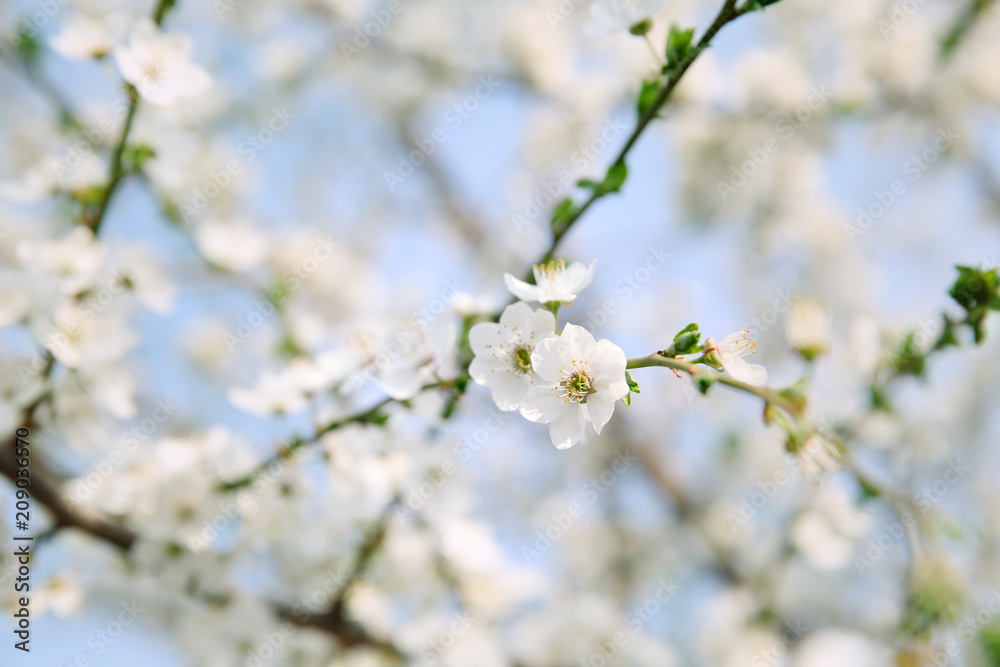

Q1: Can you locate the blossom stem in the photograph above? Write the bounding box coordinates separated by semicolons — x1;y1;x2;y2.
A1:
520;0;750;282
643;34;666;66
625;351;800;414
82;0;176;233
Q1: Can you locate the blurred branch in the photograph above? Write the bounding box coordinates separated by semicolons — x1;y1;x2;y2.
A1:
940;0;995;60
279;497;407;660
530;0;752;271
81;0;176;233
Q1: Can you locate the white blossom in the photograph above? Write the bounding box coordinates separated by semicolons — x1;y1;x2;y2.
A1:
519;324;628;449
503;259;595;306
469;302;557;411
50;12;131;59
785;297;831;359
113;19;212;107
717;329;767;386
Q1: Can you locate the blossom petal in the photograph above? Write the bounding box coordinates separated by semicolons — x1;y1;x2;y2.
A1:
548;409;586;449
503;273;543;303
585;392;617;434
469;321;505;355
563;260;596;293
559;323;597;360
529;336;576;382
723;354;768;386
528;306;557;337
469;354;505;385
489;372;530;412
518;385;563;423
498;301;535;328
592;339;626;383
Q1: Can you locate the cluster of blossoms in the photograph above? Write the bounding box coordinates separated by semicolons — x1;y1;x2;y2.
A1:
469;259;770;449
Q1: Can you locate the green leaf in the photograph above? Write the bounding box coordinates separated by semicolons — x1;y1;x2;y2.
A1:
623;370;640;406
665;24;696;67
674;323;699;340
890;333;926;377
603;161;628;192
694;374;714;395
74;185;107;206
10;25;42;65
948;264;1000;344
124;144;156;172
870;384;893;414
981;626;1000;667
637;78;663;117
550;197;576;231
577;161;628;197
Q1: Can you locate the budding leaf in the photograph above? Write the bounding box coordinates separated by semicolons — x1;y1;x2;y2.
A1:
577;161;628;196
665;25;696;68
694;374;714;395
949;264;1000;343
674;322;699;339
628;18;653;35
551;197;576;231
604;161;628;193
891;333;925;377
623;370;640;406
124;144;156;172
637;78;663;117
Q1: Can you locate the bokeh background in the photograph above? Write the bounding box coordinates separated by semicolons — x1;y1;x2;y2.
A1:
1;0;1000;665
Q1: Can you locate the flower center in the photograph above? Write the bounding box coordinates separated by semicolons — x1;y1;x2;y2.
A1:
558;368;594;403
533;259;566;283
513;346;532;373
731;329;757;357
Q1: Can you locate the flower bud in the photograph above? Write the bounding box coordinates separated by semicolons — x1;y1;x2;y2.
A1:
629;19;653;35
702;337;722;369
785;297;830;361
